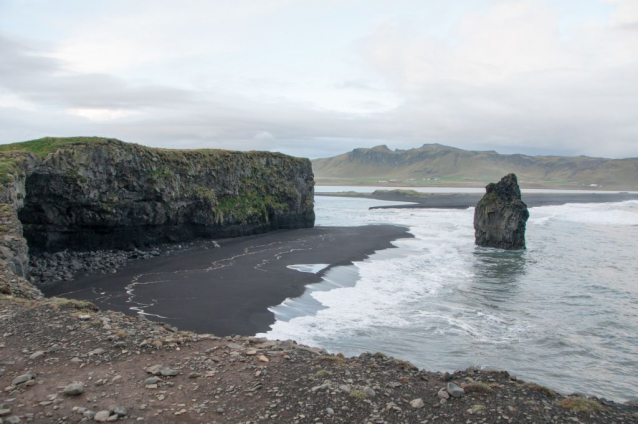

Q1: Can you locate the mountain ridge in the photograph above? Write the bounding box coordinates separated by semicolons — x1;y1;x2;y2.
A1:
312;144;638;189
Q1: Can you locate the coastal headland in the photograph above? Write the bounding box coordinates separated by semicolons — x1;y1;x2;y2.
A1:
0;138;636;422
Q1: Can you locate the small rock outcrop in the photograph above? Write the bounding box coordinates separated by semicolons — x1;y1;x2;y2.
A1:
474;173;529;250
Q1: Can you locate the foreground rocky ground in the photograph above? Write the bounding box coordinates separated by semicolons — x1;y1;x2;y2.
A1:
0;296;636;423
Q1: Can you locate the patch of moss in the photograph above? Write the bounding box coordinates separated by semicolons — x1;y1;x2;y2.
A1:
0;282;12;295
393;359;417;370
462;381;493;394
557;397;605;413
315;370;329;378
349;389;367;400
217;189;288;223
47;297;99;312
523;382;557;398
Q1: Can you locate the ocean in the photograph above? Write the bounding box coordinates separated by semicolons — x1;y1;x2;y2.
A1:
260;194;638;403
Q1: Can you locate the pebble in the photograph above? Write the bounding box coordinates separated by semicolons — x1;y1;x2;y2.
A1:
63;382;84;396
12;372;34;386
113;407;127;417
410;398;425;409
29;351;45;360
447;382;465;398
89;348;106;356
0;409;9;417
258;355;269;363
94;410;111;422
146;365;178;376
144;377;159;385
438;388;450;400
326;407;334;415
362;387;376;397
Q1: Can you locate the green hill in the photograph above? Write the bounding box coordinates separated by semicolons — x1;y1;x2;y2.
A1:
311;144;638;190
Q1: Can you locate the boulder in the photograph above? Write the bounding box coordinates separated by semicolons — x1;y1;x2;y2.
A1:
474;174;529;250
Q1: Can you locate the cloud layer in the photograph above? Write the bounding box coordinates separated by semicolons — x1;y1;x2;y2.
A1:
0;0;637;158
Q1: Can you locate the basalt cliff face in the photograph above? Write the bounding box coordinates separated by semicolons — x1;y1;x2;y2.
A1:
0;137;315;279
474;174;529;250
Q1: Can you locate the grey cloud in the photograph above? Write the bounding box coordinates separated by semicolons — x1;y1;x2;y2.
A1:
0;35;192;110
2;19;638;161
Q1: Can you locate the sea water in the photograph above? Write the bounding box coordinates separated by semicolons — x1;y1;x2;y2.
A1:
261;196;638;402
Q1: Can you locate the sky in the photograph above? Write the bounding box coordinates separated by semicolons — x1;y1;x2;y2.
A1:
0;0;637;159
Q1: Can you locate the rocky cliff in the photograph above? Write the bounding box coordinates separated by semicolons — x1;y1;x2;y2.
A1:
473;174;529;250
0;137;315;277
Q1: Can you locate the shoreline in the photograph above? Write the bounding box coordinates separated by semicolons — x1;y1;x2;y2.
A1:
42;226;413;336
315;180;638;191
316;191;638;209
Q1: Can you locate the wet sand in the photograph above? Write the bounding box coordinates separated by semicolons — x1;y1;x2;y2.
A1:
44;226;412;336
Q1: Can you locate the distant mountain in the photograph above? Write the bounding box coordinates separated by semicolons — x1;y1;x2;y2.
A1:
311;144;638;189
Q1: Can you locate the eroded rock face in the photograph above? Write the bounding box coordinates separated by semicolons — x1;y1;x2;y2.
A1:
0;138;315;279
19;141;315;252
473;173;529;250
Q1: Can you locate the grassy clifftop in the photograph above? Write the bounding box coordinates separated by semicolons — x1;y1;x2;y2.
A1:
0;136;307;161
0;137;116;157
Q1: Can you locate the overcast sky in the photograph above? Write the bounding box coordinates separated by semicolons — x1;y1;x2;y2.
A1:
1;0;637;159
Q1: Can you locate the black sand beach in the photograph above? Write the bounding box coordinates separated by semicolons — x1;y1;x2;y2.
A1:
317;191;638;209
43;225;411;336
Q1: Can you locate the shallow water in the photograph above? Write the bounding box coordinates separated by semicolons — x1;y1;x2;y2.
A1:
260;196;638;402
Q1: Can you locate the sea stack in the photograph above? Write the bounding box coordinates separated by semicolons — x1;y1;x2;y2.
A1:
474;173;529;250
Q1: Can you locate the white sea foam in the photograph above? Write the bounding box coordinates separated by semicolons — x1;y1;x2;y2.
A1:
529;200;638;226
261;196;638;401
287;264;330;274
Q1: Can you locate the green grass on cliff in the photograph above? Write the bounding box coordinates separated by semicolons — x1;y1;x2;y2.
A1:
0;136;310;184
0;137;115;157
0;136;308;161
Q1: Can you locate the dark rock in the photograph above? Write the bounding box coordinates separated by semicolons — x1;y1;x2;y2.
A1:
18;139;315;254
12;371;35;386
474;173;529;250
0;138;315;282
63;382;84;396
446;382;465;398
113;407;127;417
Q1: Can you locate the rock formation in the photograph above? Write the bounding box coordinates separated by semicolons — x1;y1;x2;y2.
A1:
473;173;529;250
0;137;315;277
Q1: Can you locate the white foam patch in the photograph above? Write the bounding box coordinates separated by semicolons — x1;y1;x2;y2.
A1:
260;205;480;345
261;198;637;351
287;264;330;274
530;201;638;226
